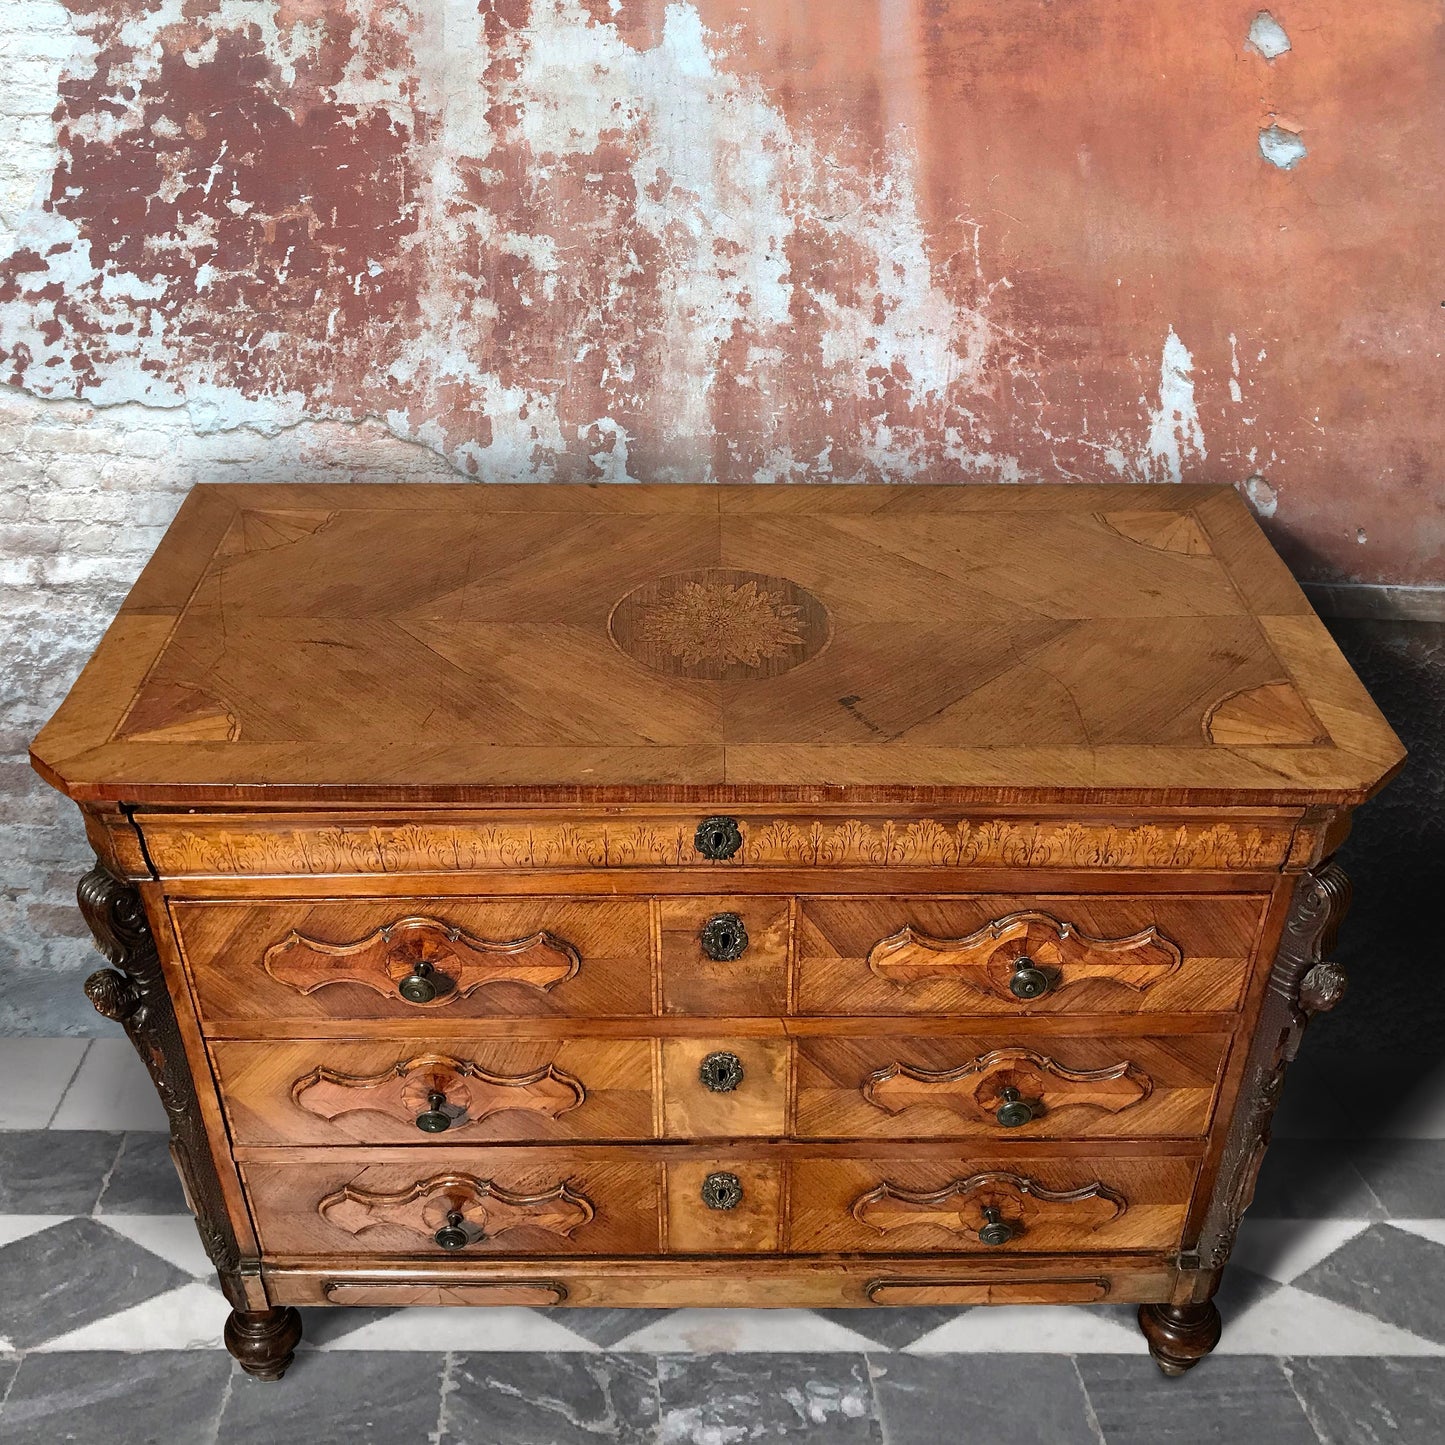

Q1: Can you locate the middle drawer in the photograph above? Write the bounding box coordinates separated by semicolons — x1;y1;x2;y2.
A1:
213;1030;1230;1146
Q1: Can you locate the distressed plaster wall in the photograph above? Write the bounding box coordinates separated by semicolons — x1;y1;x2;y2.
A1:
0;0;1441;1031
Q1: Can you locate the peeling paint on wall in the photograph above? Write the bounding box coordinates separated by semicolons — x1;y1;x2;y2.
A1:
0;0;1441;582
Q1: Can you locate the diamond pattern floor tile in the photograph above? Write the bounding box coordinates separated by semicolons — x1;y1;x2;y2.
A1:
1291;1223;1445;1345
0;1218;190;1350
1284;1357;1445;1445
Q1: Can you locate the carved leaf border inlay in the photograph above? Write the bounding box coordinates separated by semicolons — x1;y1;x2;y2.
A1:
147;816;1291;876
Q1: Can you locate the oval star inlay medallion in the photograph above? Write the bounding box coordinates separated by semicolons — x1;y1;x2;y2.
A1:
608;568;831;680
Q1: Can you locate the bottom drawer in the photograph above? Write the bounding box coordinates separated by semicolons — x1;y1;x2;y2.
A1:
789;1153;1198;1254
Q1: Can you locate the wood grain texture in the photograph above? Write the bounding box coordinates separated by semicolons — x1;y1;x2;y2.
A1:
658;896;790;1015
31;484;1403;808
137;810;1301;878
212;1040;651;1146
798;895;1264;1016
176;898;651;1023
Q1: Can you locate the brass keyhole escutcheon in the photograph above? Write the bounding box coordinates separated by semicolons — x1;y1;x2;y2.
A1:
1008;956;1051;1001
415;1091;452;1133
434;1211;471;1250
994;1086;1037;1129
699;1051;745;1093
694;816;742;860
701;1171;744;1211
700;913;749;962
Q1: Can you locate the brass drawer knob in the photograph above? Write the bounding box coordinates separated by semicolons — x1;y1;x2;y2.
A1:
695;816;742;860
978;1205;1017;1246
1008;957;1051;1001
700;912;749;962
699;1051;745;1093
398;960;447;1005
701;1171;744;1211
415;1091;453;1133
995;1086;1037;1129
434;1211;471;1250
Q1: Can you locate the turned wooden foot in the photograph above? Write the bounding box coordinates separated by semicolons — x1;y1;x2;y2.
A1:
224;1306;303;1381
1138;1301;1222;1376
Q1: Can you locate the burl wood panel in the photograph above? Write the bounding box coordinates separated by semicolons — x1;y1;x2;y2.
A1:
797;896;1265;1016
212;1040;654;1146
794;1034;1230;1140
175;899;652;1024
246;1155;661;1257
660;1038;789;1139
664;1160;785;1254
789;1155;1198;1254
658;896;791;1015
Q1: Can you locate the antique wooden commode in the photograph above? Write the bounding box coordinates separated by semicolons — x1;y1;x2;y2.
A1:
32;482;1402;1379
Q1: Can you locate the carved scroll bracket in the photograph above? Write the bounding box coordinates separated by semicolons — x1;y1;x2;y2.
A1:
78;862;246;1305
1193;861;1352;1270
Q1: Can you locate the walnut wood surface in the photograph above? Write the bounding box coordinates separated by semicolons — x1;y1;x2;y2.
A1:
799;895;1263;1016
31;483;1403;808
215;1039;653;1146
865;910;1183;998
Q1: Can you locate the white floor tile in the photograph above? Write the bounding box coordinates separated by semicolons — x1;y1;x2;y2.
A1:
0;1215;69;1248
612;1308;877;1354
904;1304;1144;1354
102;1214;214;1278
319;1306;597;1351
1231;1217;1374;1284
49;1037;168;1130
0;1038;89;1128
1216;1283;1445;1356
34;1281;230;1351
1387;1220;1445;1249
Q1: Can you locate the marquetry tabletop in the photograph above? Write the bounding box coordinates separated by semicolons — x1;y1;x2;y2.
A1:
31;483;1403;807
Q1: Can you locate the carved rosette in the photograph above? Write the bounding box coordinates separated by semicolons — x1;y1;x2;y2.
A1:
78;861;246;1305
1191;860;1352;1270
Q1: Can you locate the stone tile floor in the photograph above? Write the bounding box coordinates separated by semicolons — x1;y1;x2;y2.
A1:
0;1040;1442;1442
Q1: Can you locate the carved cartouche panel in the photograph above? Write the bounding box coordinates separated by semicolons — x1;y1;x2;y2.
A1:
263;916;580;1006
852;1170;1126;1240
77;861;247;1306
867;911;1183;1001
863;1048;1152;1125
293;1053;586;1134
319;1173;595;1247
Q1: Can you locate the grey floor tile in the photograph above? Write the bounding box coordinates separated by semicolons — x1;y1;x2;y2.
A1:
97;1132;189;1214
658;1355;879;1443
1211;1263;1284;1318
0;1037;89;1127
1077;1355;1316;1445
295;1305;399;1348
442;1353;659;1445
1285;1357;1445;1445
813;1307;961;1351
0;1216;191;1348
872;1354;1095;1445
220;1350;446;1443
0;1354;18;1404
0;1350;231;1445
1248;1139;1385;1219
0;1129;120;1213
536;1306;673;1348
1347;1140;1445;1216
1291;1223;1445;1344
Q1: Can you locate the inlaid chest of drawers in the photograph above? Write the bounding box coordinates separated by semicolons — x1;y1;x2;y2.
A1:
32;481;1403;1379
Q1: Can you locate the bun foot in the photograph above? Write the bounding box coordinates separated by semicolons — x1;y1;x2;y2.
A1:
1138;1301;1222;1376
225;1306;303;1381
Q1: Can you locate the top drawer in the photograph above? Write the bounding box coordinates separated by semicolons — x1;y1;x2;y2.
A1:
173;898;651;1026
797;895;1267;1016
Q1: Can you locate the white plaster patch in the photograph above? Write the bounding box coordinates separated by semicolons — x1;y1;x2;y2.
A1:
1247;12;1292;61
1260;124;1308;170
1143;326;1206;484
